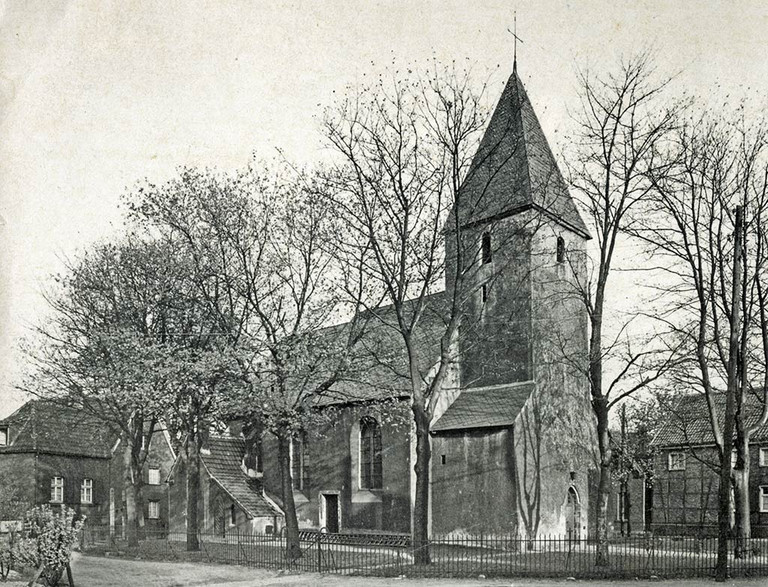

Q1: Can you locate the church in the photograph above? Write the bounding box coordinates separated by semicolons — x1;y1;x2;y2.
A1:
257;63;596;540
168;63;595;540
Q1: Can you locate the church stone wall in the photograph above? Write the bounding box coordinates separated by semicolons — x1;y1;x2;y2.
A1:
514;216;594;538
261;402;412;534
431;428;517;535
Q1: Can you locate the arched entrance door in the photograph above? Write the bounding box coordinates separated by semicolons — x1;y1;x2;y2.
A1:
565;486;581;539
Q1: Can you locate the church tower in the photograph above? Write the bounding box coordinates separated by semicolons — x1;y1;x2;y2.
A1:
446;63;590;390
433;63;594;538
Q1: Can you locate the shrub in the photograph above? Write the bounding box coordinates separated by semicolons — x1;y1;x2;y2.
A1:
15;506;84;587
0;525;20;581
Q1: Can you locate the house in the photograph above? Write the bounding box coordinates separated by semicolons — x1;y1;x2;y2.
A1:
253;63;595;539
0;400;116;522
0;400;175;536
108;421;176;538
168;433;283;536
650;392;768;537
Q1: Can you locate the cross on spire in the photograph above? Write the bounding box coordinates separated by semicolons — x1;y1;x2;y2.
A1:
507;12;523;72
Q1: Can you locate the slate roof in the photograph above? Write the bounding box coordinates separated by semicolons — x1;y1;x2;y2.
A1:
653;391;768;448
431;381;534;432
0;400;117;458
202;435;282;519
457;67;590;239
308;292;448;407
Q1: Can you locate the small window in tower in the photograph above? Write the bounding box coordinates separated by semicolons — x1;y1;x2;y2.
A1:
481;283;488;303
482;233;492;264
440;455;447;465
556;236;565;264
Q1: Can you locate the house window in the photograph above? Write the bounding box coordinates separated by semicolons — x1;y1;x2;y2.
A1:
668;452;686;471
148;500;160;520
481;232;492;264
360;417;383;490
81;479;93;504
51;477;64;503
0;427;7;446
760;487;768;513
556;236;565;263
148;467;161;485
760;447;768;467
291;434;307;491
230;504;237;526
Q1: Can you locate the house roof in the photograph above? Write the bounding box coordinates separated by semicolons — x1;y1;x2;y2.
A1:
0;400;117;458
653;392;768;448
431;381;534;432
456;68;590;239
201;435;282;519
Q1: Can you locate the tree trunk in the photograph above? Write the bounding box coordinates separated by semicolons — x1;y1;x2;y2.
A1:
412;404;431;566
594;398;611;566
123;439;139;547
715;204;743;582
278;430;302;561
186;435;201;551
732;429;751;558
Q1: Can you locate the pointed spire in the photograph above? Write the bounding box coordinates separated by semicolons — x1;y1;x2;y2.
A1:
456;66;591;239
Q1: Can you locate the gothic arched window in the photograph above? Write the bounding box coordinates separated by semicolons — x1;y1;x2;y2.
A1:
360;417;383;489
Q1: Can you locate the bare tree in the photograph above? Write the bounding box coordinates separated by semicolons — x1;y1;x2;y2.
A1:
566;52;682;565
322;64;562;562
634;111;768;578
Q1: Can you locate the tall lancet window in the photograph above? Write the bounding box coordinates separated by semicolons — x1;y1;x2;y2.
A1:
360;417;383;489
482;232;492;264
556;236;566;264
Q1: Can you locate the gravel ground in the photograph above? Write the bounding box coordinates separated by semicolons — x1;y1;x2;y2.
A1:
7;552;768;586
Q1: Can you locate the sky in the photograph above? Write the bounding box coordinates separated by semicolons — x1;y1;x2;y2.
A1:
1;0;767;417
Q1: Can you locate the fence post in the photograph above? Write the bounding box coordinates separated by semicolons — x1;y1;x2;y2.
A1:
317;533;322;573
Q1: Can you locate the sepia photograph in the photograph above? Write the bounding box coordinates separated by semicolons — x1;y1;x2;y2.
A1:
1;1;767;585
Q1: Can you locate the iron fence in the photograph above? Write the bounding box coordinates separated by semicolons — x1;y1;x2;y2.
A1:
79;525;768;579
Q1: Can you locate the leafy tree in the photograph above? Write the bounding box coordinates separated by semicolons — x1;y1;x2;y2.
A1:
127;164;372;558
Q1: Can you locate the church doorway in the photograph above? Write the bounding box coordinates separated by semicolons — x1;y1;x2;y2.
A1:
565;486;581;539
321;493;340;533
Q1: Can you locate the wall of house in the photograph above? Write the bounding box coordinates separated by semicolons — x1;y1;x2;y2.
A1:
651;445;768;537
0;453;37;518
593;472;647;537
109;428;174;537
431;428;517;535
261;402;412;534
34;453;110;522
